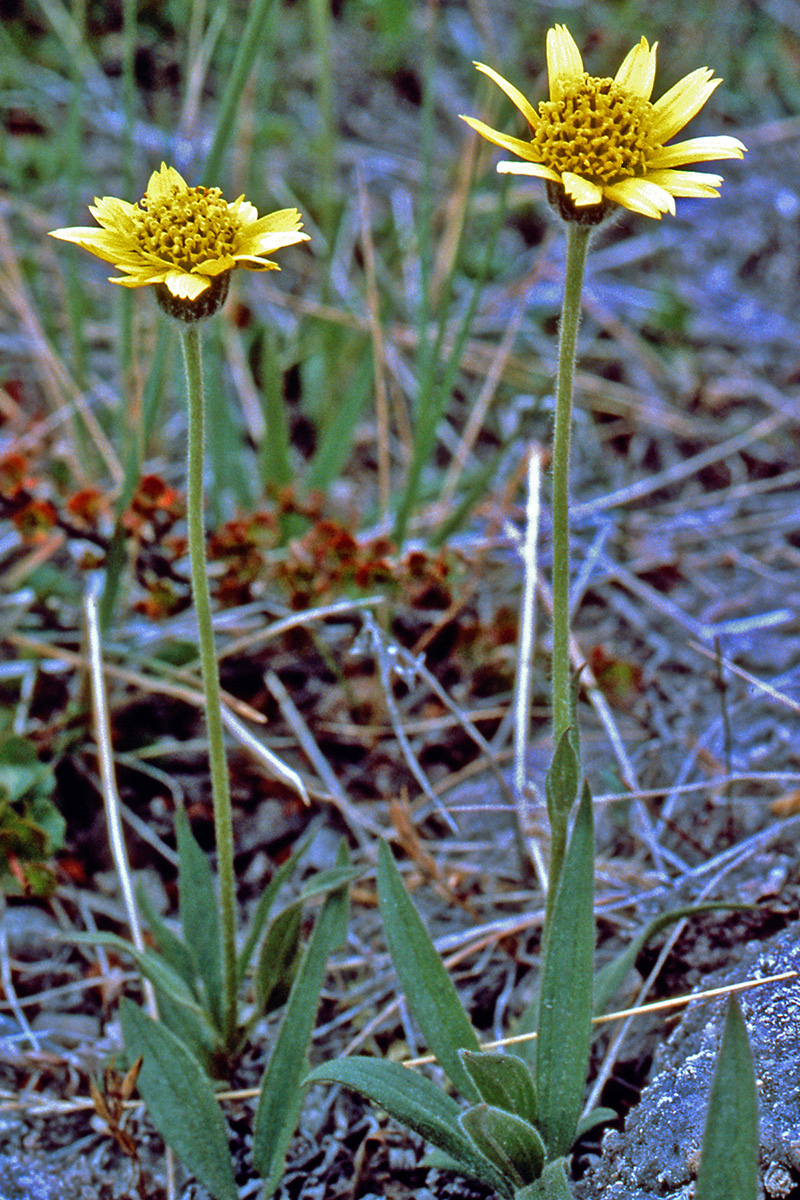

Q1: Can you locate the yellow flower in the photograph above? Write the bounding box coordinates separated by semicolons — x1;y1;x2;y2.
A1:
50;163;310;320
461;26;746;223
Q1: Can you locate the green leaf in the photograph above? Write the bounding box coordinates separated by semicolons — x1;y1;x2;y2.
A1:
236;833;312;985
175;805;223;1028
136;884;198;995
695;996;759;1200
593;903;753;1016
305;1057;512;1198
119;1000;237;1200
377;839;480;1099
459;1050;537;1124
253;900;303;1017
575;1106;617;1139
299;863;360;900
536;782;594;1159
72;932;216;1027
459;1104;546;1188
252;844;350;1193
151;983;221;1073
515;1156;572;1200
545;728;579;829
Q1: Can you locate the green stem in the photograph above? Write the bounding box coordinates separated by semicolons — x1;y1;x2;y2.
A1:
551;222;591;753
546;221;591;912
180;324;238;1050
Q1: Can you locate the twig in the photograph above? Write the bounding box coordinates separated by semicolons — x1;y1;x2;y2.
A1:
263;670;377;847
83;582;157;1020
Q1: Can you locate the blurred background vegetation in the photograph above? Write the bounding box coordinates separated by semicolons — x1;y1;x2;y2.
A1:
2;0;796;546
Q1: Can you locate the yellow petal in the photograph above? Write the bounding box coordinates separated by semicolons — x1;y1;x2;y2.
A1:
89;196;138;234
229;197;260;226
614;36;657;101
604;177;675;218
644;168;723;198
146;162;188;204
650;68;720;144
110;276;152;287
496;160;561;183
236;230;310;259
546;25;584;100
232;258;281;271
461;115;542;162
163;270;210;299
49;226;133;264
647;135;746;169
241;208;307;238
194;256;236;276
108;265;172;286
473;62;539;129
561;172;603;207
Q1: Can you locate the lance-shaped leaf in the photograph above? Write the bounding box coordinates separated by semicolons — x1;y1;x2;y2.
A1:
536;782;594;1159
305;1057;512;1198
459;1104;546;1189
252;843;350;1194
516;1156;573;1200
377;839;480;1099
695;996;759;1200
175;804;223;1029
120;999;237;1200
459;1049;537;1124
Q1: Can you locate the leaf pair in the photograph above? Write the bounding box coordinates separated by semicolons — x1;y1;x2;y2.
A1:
308;788;594;1195
121;844;350;1200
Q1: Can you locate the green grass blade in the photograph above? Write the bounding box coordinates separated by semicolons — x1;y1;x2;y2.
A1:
302;353;371;493
377;840;480;1100
202;0;278;185
593;902;753;1016
237;832;313;984
120;1000;237;1200
136;883;198;993
259;328;293;489
252;846;350;1192
253;900;303;1017
175;805;223;1030
535;783;594;1159
305;1058;512;1198
695;996;759;1200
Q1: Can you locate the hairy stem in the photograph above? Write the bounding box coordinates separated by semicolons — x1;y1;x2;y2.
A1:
180;323;238;1049
548;221;591;895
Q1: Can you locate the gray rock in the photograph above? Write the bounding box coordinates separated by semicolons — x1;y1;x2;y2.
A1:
578;922;800;1200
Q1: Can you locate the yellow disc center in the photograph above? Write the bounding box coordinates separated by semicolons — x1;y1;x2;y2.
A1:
133;185;237;269
533;75;652;183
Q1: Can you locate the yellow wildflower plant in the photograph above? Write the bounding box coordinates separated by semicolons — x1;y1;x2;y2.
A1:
50;162;310;321
462;25;746;224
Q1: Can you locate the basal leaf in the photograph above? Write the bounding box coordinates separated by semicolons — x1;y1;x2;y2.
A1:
237;831;313;984
459;1049;537;1124
695;996;759;1200
253;900;303;1017
305;1058;512;1198
252;843;350;1194
377;839;480;1099
459;1104;546;1188
119;999;237;1200
175;805;223;1028
536;782;594;1159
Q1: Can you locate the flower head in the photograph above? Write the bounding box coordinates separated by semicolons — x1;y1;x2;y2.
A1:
461;26;746;223
50;163;310;321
